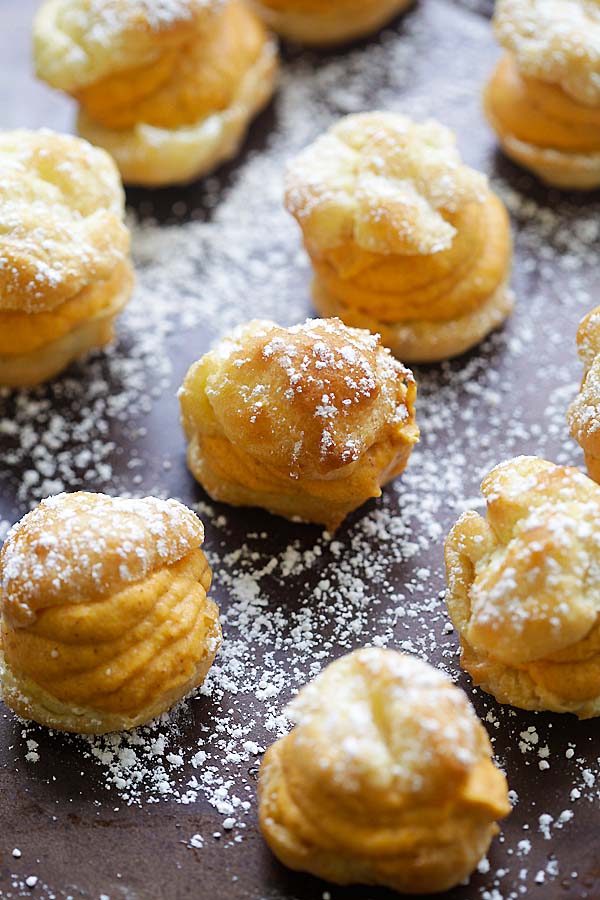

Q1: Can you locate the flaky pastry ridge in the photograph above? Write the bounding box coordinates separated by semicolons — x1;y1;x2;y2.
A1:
179;317;418;531
246;0;413;47
445;456;600;718
485;1;600;188
34;0;278;186
259;648;510;894
0;129;133;386
285;112;514;363
0;492;221;733
568;306;600;481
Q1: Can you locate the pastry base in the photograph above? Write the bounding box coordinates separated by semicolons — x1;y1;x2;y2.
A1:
312;279;514;364
247;0;412;46
0;265;134;388
460;640;600;720
77;40;278;187
0;612;221;734
484;93;600;190
259;739;501;894
186;430;416;532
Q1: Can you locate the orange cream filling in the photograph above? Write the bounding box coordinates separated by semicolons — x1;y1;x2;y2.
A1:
0;261;131;356
76;1;268;131
257;0;368;11
1;550;214;715
487;54;600;154
309;193;510;324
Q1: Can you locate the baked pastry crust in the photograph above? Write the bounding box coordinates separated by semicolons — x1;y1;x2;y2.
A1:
568;306;600;481
34;0;278;186
179;317;419;531
259;648;510;894
485;2;600;188
285;113;513;363
445;456;600;718
246;0;412;47
0;492;221;733
0;129;133;386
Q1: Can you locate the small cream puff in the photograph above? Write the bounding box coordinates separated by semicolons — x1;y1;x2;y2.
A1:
34;0;278;186
259;648;511;894
0;492;221;734
445;456;600;718
179;317;418;530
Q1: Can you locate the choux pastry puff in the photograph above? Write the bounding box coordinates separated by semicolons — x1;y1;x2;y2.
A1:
285;112;514;364
484;0;600;189
258;647;511;894
0;492;221;734
33;0;278;187
246;0;413;47
445;456;600;718
179;317;419;531
0;129;134;388
568;305;600;481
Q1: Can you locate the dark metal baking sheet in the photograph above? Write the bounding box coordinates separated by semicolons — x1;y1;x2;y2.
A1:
1;2;599;898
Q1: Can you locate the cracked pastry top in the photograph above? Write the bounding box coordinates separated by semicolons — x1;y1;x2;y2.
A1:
0;492;221;734
0;128;133;387
285;112;514;364
484;0;600;189
33;0;278;186
445;456;600;718
179;317;419;531
258;647;510;894
246;0;413;47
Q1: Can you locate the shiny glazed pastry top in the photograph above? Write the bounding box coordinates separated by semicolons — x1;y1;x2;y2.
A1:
285;112;514;363
0;128;133;387
0;492;221;733
258;647;510;894
246;0;413;47
179;317;419;531
445;456;600;718
568;305;600;482
33;0;278;186
484;0;600;188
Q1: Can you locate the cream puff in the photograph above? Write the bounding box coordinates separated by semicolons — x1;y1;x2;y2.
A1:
484;0;600;189
568;306;600;481
259;648;510;894
246;0;412;47
0;129;134;388
0;492;221;734
33;0;278;187
285;112;514;364
179;317;419;531
445;456;600;718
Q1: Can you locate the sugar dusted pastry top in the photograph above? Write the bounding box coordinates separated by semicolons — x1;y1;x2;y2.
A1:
0;130;129;314
34;0;225;91
1;492;204;627
285;112;488;256
183;317;416;479
283;648;502;806
494;0;600;106
446;456;600;667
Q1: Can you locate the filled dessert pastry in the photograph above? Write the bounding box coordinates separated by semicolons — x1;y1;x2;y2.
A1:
179;317;419;530
33;0;278;186
484;0;600;189
445;456;600;718
568;306;600;481
258;647;510;894
0;492;221;734
0;129;133;388
285;112;514;363
246;0;412;47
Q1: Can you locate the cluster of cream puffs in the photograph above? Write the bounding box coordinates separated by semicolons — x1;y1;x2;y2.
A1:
1;0;600;896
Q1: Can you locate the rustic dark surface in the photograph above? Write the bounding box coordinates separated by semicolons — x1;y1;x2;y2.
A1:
1;1;600;899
